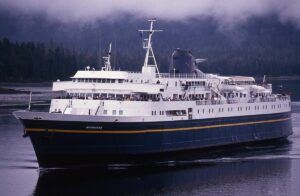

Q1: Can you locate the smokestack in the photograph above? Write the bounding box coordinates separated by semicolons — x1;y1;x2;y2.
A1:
169;48;204;75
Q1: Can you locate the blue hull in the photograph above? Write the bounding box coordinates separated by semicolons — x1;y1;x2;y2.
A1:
21;112;292;167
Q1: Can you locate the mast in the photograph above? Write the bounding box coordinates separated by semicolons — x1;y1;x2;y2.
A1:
28;91;32;111
139;19;162;74
102;43;112;71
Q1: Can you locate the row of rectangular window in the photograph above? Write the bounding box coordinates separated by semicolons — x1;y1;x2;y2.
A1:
150;103;288;117
103;110;123;115
104;103;286;116
73;78;125;83
224;92;247;98
152;111;165;115
184;81;206;87
195;104;286;114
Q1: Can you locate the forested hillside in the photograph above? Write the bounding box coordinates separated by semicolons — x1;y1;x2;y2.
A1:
0;38;99;82
0;13;300;82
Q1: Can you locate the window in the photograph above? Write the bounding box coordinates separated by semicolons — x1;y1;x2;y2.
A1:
103;110;107;115
166;110;187;116
112;110;116;115
119;110;123;115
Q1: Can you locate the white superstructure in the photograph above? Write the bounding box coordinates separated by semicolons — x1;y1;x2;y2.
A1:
50;20;291;122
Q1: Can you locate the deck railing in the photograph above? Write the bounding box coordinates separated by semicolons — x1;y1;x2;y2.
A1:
156;73;208;79
53;95;290;105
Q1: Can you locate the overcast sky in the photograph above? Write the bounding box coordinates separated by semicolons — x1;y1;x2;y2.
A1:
1;0;300;26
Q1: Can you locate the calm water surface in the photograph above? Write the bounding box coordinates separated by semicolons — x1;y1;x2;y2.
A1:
1;81;300;196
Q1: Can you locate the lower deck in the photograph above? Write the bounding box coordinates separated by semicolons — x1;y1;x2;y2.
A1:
17;112;293;167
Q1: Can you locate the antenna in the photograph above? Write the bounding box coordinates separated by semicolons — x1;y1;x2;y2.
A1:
102;43;112;71
138;19;163;74
263;75;266;84
99;39;102;69
28;91;32;111
98;29;102;69
114;36;117;70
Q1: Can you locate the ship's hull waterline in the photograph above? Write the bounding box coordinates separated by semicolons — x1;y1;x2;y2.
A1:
15;111;292;167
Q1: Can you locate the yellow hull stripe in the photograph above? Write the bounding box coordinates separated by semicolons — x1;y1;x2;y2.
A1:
24;117;291;134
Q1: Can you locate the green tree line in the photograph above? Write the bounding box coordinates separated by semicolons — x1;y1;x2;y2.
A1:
0;36;300;82
0;38;97;82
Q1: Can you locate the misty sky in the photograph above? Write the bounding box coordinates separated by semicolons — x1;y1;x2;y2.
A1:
1;0;300;26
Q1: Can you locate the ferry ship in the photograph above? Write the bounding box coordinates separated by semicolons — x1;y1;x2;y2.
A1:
14;20;292;167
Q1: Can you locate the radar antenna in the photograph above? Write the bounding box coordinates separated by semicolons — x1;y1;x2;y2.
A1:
139;19;162;74
102;43;112;71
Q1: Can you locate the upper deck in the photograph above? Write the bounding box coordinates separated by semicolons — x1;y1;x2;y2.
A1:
46;19;291;119
51;19;276;106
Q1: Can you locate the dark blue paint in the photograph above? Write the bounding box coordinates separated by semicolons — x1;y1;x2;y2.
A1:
20;112;293;167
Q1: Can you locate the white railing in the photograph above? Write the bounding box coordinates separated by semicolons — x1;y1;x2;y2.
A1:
156;73;208;79
247;95;290;104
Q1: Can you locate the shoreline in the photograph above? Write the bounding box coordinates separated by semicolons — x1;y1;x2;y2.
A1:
264;76;300;81
1;76;300;85
0;82;52;87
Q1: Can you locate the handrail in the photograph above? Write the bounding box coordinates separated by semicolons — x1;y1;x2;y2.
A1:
156;73;208;79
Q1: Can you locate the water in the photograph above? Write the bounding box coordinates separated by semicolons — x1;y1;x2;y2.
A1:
1;81;300;196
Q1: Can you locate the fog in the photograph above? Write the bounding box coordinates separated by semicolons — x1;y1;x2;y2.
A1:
1;0;300;26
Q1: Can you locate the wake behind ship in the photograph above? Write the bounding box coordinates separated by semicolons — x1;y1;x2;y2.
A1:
14;20;292;167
